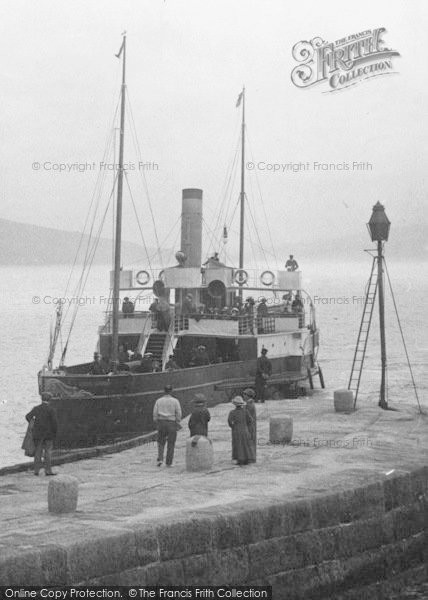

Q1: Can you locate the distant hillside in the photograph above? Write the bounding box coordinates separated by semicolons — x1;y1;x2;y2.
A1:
0;218;161;266
283;222;428;263
0;217;425;267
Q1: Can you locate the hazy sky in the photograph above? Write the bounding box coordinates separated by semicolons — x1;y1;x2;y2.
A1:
2;0;427;263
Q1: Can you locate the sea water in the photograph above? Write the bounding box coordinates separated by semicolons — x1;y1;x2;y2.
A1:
0;260;426;468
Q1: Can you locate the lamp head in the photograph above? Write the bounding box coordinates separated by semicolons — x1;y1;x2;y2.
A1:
367;201;391;242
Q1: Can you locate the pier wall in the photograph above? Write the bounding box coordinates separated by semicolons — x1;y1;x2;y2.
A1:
2;468;427;598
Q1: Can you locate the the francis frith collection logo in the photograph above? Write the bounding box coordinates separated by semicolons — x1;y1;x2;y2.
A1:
291;28;400;92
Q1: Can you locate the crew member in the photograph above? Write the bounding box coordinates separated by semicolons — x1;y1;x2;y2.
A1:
285;255;299;271
255;348;272;403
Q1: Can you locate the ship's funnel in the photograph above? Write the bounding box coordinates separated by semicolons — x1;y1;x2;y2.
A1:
181;188;202;268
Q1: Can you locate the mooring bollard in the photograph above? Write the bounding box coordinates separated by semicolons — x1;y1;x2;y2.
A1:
48;475;79;514
334;389;354;413
269;416;293;444
186;436;214;472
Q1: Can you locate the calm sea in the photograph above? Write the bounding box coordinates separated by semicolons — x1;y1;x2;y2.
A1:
1;260;426;468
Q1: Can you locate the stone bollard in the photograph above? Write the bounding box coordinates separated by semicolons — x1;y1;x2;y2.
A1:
334;389;354;413
48;475;79;514
269;417;293;444
186;436;214;472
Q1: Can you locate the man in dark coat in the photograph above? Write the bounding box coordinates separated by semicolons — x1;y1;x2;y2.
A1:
25;392;58;476
188;393;211;437
228;396;254;465
255;348;272;403
242;388;257;463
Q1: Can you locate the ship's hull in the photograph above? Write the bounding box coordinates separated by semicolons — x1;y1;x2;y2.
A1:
39;356;318;450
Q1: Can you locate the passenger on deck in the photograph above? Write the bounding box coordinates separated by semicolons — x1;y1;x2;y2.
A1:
117;359;130;372
282;292;293;313
135;353;153;373
188;393;211;437
255;348;272;403
157;297;171;332
243;297;255;334
149;298;160;329
118;345;129;364
257;298;268;316
100;355;112;373
122;297;135;318
88;352;106;375
257;298;268;333
165;354;179;371
292;291;304;313
182;293;194;316
152;358;161;372
285;255;299;271
193;345;210;366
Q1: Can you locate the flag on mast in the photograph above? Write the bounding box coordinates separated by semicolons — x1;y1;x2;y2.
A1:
115;32;126;58
236;90;244;107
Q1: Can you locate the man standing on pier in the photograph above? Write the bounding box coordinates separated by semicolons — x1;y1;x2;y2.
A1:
25;392;58;476
153;385;182;467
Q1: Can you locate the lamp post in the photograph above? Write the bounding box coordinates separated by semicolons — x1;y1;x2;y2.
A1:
367;202;391;409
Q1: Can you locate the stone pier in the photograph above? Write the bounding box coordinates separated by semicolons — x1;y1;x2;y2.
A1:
0;393;427;598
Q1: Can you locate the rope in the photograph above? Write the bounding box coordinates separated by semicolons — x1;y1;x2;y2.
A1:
124;170;154;276
60;178;117;364
246;170;271;269
384;261;423;414
62;92;121;305
246;131;279;268
126;91;163;267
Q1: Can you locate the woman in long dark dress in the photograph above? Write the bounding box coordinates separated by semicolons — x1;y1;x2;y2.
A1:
228;396;253;465
242;388;257;463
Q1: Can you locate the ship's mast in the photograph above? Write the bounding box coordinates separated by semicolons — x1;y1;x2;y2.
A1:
238;86;245;300
111;33;127;371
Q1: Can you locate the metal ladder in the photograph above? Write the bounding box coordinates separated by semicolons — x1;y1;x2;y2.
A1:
348;256;378;406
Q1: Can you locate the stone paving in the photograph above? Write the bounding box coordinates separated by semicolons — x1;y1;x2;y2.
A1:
1;391;427;552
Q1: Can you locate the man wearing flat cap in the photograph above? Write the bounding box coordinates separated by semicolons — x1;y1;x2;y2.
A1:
25;392;58;476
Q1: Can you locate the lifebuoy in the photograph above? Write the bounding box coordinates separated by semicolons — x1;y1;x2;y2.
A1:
260;270;275;286
234;269;248;285
136;270;150;286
